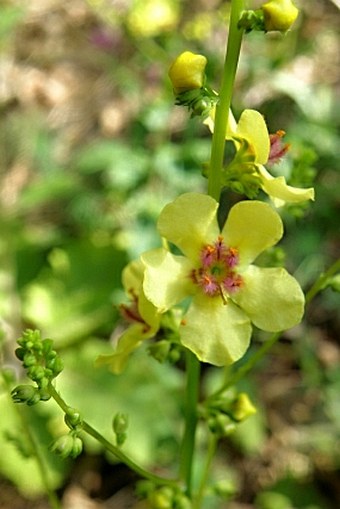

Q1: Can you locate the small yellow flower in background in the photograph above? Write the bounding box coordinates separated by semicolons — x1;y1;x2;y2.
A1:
96;259;160;373
141;193;305;366
168;51;207;94
261;0;299;32
127;0;180;38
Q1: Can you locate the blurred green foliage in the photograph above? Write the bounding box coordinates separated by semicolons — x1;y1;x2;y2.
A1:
0;0;339;507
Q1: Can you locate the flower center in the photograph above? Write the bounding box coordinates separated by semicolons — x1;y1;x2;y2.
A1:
190;236;243;299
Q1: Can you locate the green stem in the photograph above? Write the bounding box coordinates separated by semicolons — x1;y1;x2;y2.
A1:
3;373;61;509
24;418;61;509
208;331;281;401
305;257;340;304
179;351;201;496
193;434;218;509
48;383;178;487
208;0;245;201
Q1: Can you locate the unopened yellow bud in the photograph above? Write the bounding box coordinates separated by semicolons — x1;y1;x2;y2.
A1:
168;51;207;93
230;393;257;422
262;0;299;32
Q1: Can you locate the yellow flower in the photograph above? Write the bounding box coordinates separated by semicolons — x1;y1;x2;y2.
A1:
141;193;305;366
96;259;160;373
168;51;207;93
261;0;299;32
205;109;315;206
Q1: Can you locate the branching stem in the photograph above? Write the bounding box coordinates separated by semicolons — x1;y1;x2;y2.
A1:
48;383;178;487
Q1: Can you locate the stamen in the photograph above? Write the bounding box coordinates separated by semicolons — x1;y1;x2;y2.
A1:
194;238;243;301
225;247;239;268
201;244;216;267
223;274;243;293
201;274;219;295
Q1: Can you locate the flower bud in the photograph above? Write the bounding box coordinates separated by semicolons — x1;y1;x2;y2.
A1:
27;365;45;381
148;340;170;363
50;433;83;459
261;0;299;32
11;384;41;405
173;493;191;509
113;412;129;434
230;393;257;422
46;355;64;376
148;486;173;509
208;414;236;437
113;412;129;446
65;407;83;429
168;51;207;93
39;387;51;401
41;338;54;354
22;354;36;367
15;347;26;361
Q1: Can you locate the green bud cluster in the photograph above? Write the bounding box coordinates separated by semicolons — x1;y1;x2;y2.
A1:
223;163;262;199
11;329;64;406
50;407;84;459
50;432;83;459
64;407;83;430
238;9;266;33
202;391;257;438
11;384;42;406
148;339;181;364
174;87;218;119
203;138;263;198
140;482;191;509
223;138;262;198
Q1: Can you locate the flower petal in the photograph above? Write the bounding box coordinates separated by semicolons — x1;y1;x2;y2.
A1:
157;193;219;260
122;258;144;293
95;324;153;374
138;288;161;329
223;200;283;266
203;107;237;137
232;265;305;331
142;248;193;312
258;166;315;206
236;110;270;165
180;293;252;366
122;258;160;329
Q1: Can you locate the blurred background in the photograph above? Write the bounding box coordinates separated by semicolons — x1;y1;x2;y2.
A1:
0;0;339;508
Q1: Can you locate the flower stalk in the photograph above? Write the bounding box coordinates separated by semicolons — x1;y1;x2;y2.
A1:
179;351;201;496
208;0;245;201
179;0;245;500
